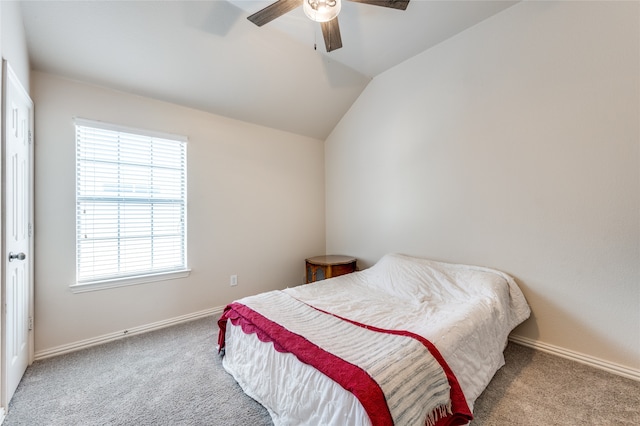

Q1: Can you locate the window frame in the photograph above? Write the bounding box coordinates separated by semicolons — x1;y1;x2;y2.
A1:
71;118;190;293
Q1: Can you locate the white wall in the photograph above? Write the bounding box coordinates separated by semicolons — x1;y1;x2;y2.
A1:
1;1;30;90
33;71;325;353
326;1;639;371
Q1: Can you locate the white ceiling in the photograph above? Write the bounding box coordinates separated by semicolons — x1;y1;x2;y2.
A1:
20;0;517;140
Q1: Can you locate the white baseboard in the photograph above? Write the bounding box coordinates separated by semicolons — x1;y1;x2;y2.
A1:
509;334;640;382
32;311;640;382
34;306;225;361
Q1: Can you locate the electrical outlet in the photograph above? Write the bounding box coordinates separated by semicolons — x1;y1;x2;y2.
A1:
230;275;238;286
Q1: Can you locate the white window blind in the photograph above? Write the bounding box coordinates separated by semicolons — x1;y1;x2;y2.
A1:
75;119;187;285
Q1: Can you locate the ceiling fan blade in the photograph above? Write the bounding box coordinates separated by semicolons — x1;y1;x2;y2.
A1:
247;0;302;27
347;0;410;11
321;17;343;52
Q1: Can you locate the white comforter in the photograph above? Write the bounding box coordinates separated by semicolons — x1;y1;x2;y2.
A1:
222;253;530;425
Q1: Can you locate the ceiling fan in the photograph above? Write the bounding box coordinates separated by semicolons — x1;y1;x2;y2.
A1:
247;0;410;52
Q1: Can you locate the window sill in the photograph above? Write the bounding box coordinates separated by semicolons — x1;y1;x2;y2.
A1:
70;269;191;293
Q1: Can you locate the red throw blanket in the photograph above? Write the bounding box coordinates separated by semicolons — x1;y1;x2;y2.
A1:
218;293;472;426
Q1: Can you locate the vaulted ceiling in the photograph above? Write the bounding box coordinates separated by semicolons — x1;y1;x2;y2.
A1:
20;1;517;140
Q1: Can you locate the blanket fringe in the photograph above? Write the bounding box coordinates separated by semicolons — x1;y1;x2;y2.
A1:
425;401;453;426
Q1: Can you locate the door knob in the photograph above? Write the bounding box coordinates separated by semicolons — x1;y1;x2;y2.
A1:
8;252;26;262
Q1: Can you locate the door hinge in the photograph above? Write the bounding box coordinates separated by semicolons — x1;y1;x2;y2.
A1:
28;130;33;144
28;316;34;331
28;223;33;237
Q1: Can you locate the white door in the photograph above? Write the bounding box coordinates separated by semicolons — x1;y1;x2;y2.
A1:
2;61;34;406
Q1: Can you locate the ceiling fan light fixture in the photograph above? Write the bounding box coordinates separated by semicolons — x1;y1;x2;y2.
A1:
303;0;342;23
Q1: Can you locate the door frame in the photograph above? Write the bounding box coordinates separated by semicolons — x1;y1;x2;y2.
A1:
0;60;35;412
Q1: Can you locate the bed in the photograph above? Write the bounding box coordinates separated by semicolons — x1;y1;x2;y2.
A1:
217;253;530;425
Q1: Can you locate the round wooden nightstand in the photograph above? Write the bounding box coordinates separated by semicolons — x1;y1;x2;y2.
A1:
305;255;357;283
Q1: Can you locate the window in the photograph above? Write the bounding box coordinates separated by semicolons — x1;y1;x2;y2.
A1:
73;118;188;291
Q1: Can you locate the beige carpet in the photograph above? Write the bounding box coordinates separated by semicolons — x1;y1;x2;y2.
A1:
4;316;639;425
472;343;640;425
